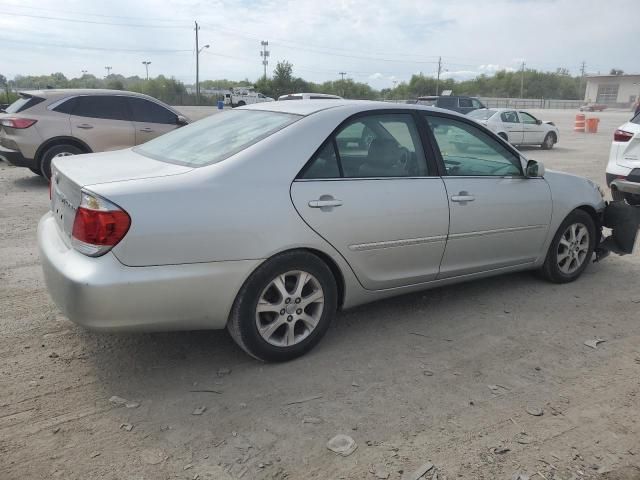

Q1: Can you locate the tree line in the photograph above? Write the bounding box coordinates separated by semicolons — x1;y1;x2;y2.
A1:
1;61;600;106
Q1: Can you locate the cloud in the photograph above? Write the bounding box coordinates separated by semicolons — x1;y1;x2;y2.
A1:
0;0;637;86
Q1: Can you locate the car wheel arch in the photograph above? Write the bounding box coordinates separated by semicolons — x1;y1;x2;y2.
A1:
35;137;92;164
237;247;346;311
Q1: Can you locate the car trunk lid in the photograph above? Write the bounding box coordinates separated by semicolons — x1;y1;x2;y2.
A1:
50;148;191;245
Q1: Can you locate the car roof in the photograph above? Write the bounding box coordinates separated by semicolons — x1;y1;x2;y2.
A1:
242;99;465;117
18;88;158;100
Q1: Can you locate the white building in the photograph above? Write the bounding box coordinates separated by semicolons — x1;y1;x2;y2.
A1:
584;74;640;108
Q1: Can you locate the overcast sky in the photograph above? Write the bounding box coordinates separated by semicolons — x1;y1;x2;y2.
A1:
0;0;637;89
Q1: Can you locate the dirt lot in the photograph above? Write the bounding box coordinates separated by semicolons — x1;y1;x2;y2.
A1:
1;109;639;480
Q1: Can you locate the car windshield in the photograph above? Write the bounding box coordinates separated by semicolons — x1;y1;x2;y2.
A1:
135;110;300;167
469;109;496;120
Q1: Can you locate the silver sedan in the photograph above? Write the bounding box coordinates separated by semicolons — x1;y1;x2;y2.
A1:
39;100;615;361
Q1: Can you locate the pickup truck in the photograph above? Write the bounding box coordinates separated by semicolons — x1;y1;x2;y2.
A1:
225;89;274;107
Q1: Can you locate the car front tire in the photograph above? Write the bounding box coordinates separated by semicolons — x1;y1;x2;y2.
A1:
227;251;338;362
540;209;595;283
541;133;556;150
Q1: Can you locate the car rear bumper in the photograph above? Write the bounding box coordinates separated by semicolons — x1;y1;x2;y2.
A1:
0;144;36;168
611;178;640;196
38;212;261;331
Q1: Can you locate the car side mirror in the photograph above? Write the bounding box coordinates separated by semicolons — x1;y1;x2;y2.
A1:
526;159;545;177
176;115;189;127
536;119;542;125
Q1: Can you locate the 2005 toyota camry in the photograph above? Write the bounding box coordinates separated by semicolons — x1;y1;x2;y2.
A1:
38;100;633;361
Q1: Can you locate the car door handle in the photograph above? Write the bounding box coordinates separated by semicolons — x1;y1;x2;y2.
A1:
139;127;154;133
309;199;343;208
451;192;475;203
76;123;93;129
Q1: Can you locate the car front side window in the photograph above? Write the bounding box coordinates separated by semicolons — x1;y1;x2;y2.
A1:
128;97;177;125
520;112;538;124
425;115;522;177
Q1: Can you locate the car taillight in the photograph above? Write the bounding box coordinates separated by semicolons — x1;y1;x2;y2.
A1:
614;129;634;142
0;118;37;129
71;191;130;257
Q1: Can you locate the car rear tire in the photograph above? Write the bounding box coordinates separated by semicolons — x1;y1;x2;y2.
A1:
227;251;338;362
40;144;84;180
541;133;556;150
540;209;595;283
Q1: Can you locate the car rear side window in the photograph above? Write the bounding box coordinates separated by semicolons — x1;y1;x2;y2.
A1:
437;97;456;108
128;97;177;124
52;97;78;114
72;96;130;121
501;111;519;123
135;110;300;167
5;95;45;113
300;113;428;179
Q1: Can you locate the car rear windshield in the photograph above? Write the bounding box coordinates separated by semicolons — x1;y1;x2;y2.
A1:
5;94;45;113
135;110;301;167
468;109;497;120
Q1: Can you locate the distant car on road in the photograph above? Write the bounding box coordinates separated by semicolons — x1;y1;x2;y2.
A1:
580;103;607;112
606;112;640;205
0;89;188;180
468;108;559;149
278;93;342;101
39;99;631;362
415;95;486;114
226;88;274;107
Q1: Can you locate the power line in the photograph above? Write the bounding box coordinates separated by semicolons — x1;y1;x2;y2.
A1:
0;10;191;28
0;37;192;54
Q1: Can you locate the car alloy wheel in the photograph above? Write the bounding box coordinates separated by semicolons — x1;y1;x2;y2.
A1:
556;222;589;274
255;270;324;347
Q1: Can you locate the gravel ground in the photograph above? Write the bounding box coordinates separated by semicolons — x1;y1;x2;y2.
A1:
1;109;639;480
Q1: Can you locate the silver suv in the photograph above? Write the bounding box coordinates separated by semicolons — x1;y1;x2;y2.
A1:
0;89;188;179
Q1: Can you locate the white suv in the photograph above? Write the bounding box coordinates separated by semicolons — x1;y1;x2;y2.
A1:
606;112;640;205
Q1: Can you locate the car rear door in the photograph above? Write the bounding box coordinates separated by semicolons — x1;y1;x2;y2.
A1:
291;111;450;290
69;95;135;151
127;97;181;145
519;111;546;144
422;113;552;278
500;111;524;144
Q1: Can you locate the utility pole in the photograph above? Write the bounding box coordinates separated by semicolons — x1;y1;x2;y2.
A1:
520;61;526;99
579;61;586;100
338;72;347;97
105;66;112;77
260;41;270;80
436;57;442;94
142;61;151;81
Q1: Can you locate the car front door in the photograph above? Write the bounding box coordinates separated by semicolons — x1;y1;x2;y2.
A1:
500;110;524;144
128;97;181;145
519;111;545;144
291;112;450;290
69;95;135;151
423;113;552;279
458;97;473;114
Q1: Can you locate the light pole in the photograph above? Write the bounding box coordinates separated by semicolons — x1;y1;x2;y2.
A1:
142;61;151;81
105;66;112;77
196;44;209;104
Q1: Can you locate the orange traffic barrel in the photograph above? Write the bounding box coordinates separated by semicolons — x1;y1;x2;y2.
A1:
586;117;599;133
574;113;585;132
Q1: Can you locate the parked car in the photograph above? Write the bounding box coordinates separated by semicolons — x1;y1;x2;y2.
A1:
606;112;640;205
416;95;486;114
278;93;342;101
468;108;559;149
580;103;607;112
39;100;634;362
0;89;188;180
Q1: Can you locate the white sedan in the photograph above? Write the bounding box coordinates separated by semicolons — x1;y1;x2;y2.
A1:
468;108;559;149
